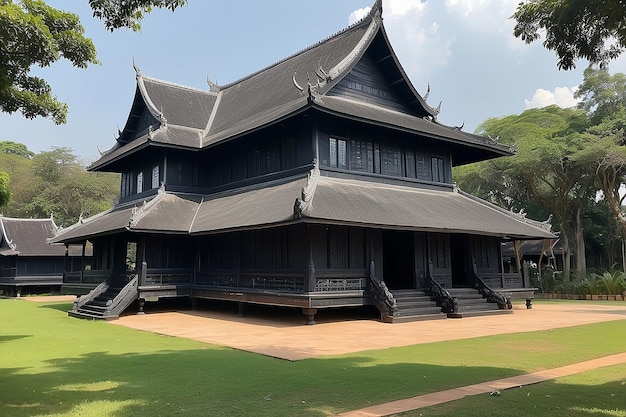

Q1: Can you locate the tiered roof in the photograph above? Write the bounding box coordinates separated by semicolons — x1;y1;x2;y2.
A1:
90;0;512;170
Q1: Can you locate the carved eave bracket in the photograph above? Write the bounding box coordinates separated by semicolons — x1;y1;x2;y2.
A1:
509;208;554;233
292;72;324;103
128;185;166;228
294;160;320;218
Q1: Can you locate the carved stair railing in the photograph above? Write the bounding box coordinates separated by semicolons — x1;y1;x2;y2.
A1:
73;276;110;311
471;261;511;310
367;260;397;322
107;274;139;317
427;261;458;314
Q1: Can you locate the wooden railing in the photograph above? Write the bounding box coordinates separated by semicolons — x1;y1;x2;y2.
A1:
109;275;139;317
427;261;458;313
64;270;111;285
471;261;511;309
315;269;367;292
477;272;524;289
74;278;109;311
367;260;397;320
143;268;193;286
195;270;306;293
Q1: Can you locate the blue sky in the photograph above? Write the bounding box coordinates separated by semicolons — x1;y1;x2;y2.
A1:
2;0;626;164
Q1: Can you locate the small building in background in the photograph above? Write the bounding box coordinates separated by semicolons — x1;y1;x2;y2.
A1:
0;216;89;297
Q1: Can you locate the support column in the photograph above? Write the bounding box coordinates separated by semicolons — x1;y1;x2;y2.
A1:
237;302;246;317
302;308;317;325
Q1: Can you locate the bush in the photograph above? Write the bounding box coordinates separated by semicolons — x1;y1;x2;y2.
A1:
587;271;626;295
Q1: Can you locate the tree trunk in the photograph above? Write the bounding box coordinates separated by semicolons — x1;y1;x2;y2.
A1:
561;231;571;280
574;205;587;278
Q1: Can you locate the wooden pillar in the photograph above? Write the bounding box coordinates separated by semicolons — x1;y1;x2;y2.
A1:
238;302;246;317
137;298;145;315
305;224;315;293
302;308;317;325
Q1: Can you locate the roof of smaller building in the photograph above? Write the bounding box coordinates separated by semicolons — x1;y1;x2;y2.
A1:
0;216;66;256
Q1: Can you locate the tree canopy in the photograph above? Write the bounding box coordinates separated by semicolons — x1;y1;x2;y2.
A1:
0;0;187;124
89;0;187;31
513;0;626;70
0;143;119;226
0;171;10;208
456;69;626;277
0;140;35;158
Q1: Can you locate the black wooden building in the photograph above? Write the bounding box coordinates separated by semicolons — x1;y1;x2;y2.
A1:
0;216;86;296
51;1;554;322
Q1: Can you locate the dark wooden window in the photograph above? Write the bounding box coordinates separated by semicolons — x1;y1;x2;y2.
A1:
380;144;403;177
121;172;132;197
329;138;347;169
405;149;416;178
432;156;445;183
136;171;143;193
350;139;374;172
151;165;160;189
416;155;431;180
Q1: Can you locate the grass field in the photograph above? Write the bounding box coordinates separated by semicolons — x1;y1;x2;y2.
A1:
1;298;625;417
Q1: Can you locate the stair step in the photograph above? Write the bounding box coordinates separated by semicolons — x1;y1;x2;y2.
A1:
69;310;119;321
397;306;443;316
448;308;513;319
78;305;106;313
391;313;447;323
396;301;437;311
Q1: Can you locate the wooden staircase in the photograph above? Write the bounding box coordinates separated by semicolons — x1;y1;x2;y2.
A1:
446;288;512;318
69;287;124;320
68;275;138;320
389;289;446;322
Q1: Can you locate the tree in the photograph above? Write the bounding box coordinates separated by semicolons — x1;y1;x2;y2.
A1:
0;171;10;207
0;140;34;158
456;106;593;279
89;0;187;31
0;0;187;124
513;0;626;70
571;69;626;270
576;67;626;124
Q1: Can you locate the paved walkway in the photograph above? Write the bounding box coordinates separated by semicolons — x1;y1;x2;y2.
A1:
110;301;626;361
337;352;626;416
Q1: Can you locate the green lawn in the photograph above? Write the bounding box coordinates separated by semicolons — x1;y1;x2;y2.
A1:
1;298;625;417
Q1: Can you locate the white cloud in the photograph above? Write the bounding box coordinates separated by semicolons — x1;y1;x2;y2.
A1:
380;2;453;79
385;0;426;17
524;86;580;109
349;7;371;25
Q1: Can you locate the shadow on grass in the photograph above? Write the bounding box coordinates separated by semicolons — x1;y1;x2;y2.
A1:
0;335;31;343
0;346;528;417
38;302;73;313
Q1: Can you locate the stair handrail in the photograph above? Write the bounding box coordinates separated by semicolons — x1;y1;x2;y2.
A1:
73;277;110;311
368;260;397;319
471;261;511;309
107;274;139;317
427;261;458;313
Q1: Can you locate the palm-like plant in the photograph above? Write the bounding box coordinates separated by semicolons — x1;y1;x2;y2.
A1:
589;271;626;295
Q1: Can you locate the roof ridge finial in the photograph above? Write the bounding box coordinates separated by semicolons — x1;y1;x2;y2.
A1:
372;0;383;16
132;57;142;78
